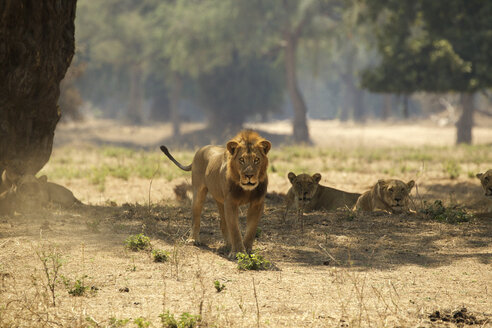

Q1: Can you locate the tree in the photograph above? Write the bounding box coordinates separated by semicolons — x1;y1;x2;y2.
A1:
0;1;76;175
362;0;492;144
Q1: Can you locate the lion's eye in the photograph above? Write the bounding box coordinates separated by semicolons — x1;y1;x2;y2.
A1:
239;158;245;164
254;157;260;164
389;188;394;192
485;177;490;183
296;183;302;188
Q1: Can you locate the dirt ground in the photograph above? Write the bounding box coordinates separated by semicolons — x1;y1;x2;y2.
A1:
1;120;491;327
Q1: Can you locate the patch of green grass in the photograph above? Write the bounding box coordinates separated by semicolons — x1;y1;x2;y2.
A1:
214;280;226;292
101;146;135;158
420;200;473;224
152;249;170;262
125;233;151;251
443;160;461;179
133;317;151;328
160;311;200;328
236;252;271;271
108;317;130;327
62;274;91;297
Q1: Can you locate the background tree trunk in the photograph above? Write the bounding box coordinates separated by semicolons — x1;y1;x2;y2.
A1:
382;94;392;120
353;89;365;122
284;34;310;143
127;64;143;124
170;72;183;138
456;92;474;144
0;0;77;175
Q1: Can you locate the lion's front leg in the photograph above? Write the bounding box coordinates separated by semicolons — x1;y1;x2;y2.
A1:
224;200;245;257
243;201;264;253
215;200;231;249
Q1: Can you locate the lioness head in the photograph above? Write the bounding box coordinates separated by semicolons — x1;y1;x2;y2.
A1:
7;172;49;211
288;172;321;206
476;169;492;197
226;130;271;191
377;179;415;213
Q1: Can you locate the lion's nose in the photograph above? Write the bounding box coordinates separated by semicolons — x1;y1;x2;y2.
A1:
395;197;402;202
245;174;254;180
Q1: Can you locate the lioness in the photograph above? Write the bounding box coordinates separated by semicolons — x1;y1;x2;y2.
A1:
476;169;492;212
160;130;271;257
355;179;415;213
284;172;360;218
1;170;81;212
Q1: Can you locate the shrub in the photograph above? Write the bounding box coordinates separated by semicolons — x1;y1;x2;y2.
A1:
421;200;473;224
214;280;225;292
236;252;271;271
160;311;200;328
152;249;170;263
125;233;151;251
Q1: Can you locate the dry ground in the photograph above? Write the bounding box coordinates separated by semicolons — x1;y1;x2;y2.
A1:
1;120;491;327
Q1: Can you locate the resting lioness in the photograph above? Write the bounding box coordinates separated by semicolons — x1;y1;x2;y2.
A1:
284;172;360;219
161;130;271;257
355;179;415;213
476;169;492;212
0;170;81;213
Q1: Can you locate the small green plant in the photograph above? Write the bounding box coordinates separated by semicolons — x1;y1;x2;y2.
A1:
443;160;461;179
236;252;271;271
152;249;170;263
125;233;151;251
108;317;130;327
133;317;151;328
160;311;200;328
62;274;89;296
214;280;226;292
255;227;262;238
420;200;473;224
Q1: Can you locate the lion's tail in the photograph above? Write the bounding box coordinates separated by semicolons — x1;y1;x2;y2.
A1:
160;145;192;171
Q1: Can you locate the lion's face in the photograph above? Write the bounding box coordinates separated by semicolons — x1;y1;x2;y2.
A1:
377;179;415;213
477;170;492;197
288;172;321;207
227;131;271;191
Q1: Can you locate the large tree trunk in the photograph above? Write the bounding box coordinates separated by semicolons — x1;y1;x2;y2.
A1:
456;92;475;144
284;34;310;143
170;72;183;138
0;1;77;175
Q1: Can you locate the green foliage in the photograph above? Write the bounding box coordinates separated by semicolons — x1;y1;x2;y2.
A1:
125;233;151;251
62;274;91;297
420;200;473;224
214;280;226;293
236;252;271;271
443;160;461;179
152;249;170;263
109;317;130;328
160;311;200;328
133;317;151;328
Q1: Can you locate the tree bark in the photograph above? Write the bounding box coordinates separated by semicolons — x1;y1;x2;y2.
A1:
284;33;310;143
0;1;77;175
170;72;183;138
456;92;474;144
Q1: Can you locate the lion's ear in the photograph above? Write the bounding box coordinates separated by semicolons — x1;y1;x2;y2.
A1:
259;140;271;155
288;172;296;184
476;173;483;180
407;180;415;191
226;141;239;155
312;173;321;183
377;179;386;187
37;175;48;183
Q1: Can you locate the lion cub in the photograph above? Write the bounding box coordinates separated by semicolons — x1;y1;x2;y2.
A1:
476;169;492;212
355;179;415;213
284;172;361;218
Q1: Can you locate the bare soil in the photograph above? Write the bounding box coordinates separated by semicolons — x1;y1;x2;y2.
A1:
1;120;491;327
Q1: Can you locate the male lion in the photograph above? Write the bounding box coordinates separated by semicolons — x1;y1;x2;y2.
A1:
355;179;415;213
476;169;492;212
160;130;271;257
284;172;360;219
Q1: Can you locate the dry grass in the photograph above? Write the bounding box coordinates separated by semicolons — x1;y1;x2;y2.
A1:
1;120;491;327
